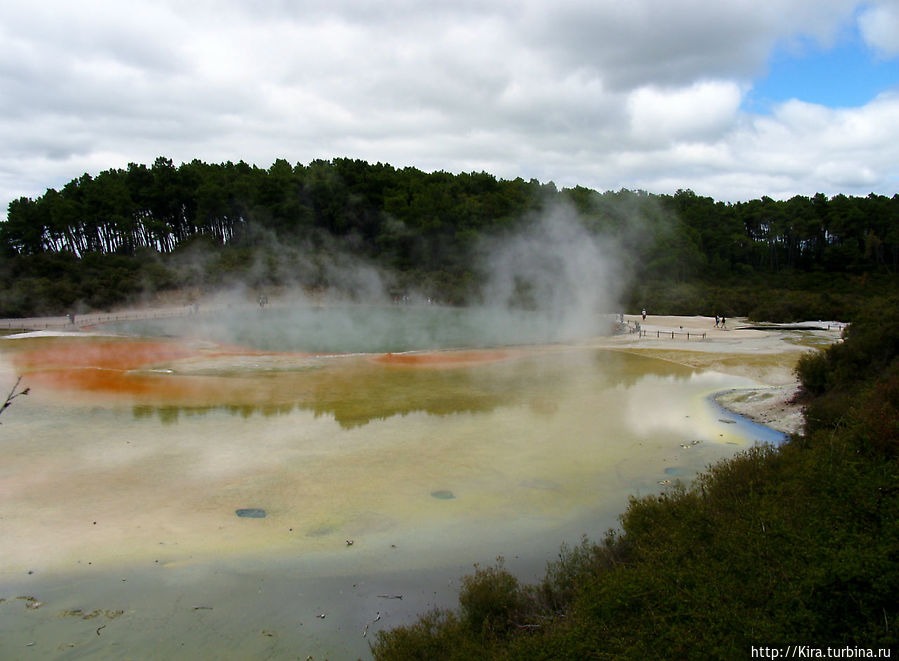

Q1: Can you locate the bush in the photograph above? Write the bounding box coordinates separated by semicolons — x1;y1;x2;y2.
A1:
374;299;899;659
371;609;485;661
795;350;832;396
854;359;899;458
534;534;627;616
458;558;525;637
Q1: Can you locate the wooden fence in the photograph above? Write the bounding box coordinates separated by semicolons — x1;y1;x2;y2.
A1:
620;319;707;341
638;328;707;340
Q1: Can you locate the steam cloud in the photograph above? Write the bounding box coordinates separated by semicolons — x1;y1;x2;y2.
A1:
477;202;623;342
116;201;630;351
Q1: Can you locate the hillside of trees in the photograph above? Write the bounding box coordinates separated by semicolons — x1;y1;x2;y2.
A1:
371;298;899;659
1;157;897;319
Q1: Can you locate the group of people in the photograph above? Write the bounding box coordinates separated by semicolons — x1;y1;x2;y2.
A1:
621;310;727;329
636;308;728;328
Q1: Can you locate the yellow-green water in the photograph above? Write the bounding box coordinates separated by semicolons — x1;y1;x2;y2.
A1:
0;334;779;659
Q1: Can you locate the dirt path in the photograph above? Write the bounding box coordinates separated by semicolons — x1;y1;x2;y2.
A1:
0;306;198;332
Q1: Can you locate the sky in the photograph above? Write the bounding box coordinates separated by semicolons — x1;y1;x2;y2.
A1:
1;0;897;220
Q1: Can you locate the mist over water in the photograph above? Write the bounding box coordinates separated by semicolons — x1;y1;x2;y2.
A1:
114;202;626;353
0;201;653;659
478;204;623;341
108;304;615;353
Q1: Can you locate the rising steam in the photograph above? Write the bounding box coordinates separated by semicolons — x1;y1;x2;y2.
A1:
477;202;623;341
116;201;630;351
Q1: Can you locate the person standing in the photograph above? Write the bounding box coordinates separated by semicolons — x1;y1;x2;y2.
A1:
642;308;646;321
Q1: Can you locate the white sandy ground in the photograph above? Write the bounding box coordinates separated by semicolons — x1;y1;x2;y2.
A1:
598;314;845;435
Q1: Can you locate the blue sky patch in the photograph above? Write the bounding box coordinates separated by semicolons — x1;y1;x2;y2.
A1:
744;35;899;113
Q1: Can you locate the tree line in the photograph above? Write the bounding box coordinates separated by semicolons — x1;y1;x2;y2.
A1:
1;157;897;318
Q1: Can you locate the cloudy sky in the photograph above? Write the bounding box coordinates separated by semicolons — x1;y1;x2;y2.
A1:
1;0;897;218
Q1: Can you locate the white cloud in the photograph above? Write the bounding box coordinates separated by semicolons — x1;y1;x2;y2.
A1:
858;1;899;57
518;0;860;88
0;0;895;220
627;81;743;144
652;93;899;199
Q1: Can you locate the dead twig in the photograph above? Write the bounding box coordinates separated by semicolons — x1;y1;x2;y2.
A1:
0;377;29;422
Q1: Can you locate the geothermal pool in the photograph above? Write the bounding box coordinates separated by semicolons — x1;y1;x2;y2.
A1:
103;303;615;352
0;305;782;659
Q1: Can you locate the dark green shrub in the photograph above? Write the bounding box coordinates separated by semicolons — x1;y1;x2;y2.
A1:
534;534;628;615
371;609;484;661
795;350;832;396
458;558;524;637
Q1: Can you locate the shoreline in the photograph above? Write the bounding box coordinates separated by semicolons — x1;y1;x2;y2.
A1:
0;310;841;659
1;307;839;435
597;313;842;435
714;383;803;436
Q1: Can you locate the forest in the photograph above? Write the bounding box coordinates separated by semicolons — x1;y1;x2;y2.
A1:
1;156;897;319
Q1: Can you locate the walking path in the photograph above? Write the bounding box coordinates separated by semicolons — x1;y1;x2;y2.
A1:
0;303;223;332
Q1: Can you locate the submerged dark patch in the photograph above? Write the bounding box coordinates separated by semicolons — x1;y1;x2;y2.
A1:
235;508;267;518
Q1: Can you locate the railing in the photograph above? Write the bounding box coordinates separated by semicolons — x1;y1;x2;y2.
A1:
617;319;707;341
0;306;200;331
638;329;706;340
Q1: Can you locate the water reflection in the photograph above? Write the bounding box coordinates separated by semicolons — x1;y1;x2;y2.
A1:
10;333;696;428
592;348;699;386
123;349;701;427
0;328;770;660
